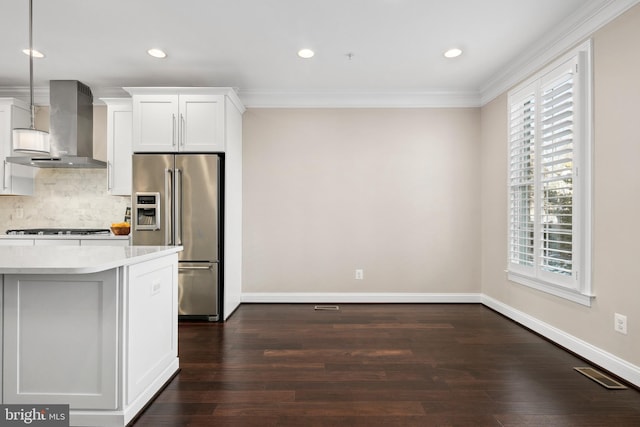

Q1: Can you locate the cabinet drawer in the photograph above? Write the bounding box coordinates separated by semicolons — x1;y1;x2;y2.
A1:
0;239;34;246
33;239;80;246
81;239;130;246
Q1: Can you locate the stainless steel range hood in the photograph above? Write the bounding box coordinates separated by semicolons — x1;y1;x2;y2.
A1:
8;80;106;168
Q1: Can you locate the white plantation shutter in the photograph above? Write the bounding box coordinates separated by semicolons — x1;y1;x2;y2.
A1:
508;87;536;271
539;65;575;280
507;42;592;304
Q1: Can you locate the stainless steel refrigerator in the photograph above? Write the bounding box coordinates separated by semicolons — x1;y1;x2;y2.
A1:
132;153;221;321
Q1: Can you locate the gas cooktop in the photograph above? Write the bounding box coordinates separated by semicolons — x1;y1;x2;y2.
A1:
6;228;111;236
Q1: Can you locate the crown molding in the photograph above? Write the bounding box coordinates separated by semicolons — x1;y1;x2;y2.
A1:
0;86;49;106
1;87;481;108
0;86;130;106
237;90;482;108
480;0;640;105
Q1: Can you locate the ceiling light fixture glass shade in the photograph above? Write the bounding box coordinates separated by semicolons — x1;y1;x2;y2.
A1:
444;48;463;58
13;0;50;154
12;128;50;154
22;48;44;58
147;48;167;58
297;48;315;59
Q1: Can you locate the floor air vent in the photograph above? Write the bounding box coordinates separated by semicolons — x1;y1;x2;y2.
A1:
574;367;627;389
314;305;339;311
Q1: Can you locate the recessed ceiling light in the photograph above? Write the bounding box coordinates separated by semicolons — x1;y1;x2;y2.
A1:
444;48;463;59
147;48;167;59
297;48;315;59
22;48;44;58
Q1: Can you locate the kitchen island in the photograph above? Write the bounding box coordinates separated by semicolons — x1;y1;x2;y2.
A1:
0;245;181;427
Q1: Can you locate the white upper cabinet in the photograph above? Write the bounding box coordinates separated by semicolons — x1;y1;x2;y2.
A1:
131;94;178;152
0;98;35;196
126;88;236;153
102;98;132;195
179;94;225;151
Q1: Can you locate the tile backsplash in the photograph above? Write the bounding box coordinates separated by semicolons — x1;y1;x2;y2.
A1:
0;168;130;230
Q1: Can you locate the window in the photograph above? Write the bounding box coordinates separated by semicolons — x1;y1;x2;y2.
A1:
507;41;593;306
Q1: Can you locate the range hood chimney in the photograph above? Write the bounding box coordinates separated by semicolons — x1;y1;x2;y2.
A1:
8;80;106;168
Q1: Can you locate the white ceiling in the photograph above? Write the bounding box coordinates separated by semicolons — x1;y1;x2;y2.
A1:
0;0;635;106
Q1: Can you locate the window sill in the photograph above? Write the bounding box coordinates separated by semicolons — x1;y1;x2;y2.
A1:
507;271;594;307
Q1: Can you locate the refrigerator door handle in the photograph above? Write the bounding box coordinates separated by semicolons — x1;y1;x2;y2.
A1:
165;168;173;245
176;168;183;246
179;264;214;271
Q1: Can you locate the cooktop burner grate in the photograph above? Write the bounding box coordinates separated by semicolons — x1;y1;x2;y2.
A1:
6;228;111;236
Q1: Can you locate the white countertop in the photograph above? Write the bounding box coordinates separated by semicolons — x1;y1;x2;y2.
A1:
0;245;182;275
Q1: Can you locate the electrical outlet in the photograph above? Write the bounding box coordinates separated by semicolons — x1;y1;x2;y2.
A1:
15;208;24;219
355;269;364;280
614;313;627;335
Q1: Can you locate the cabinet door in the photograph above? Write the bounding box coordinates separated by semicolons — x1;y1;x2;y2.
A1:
3;270;119;409
125;254;178;404
132;95;179;152
0;102;34;195
0;275;2;402
105;100;132;195
179;95;225;152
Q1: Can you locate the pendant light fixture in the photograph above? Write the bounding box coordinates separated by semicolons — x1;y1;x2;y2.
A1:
12;0;50;154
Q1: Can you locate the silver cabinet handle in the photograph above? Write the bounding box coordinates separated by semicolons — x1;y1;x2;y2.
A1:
180;113;185;146
172;114;177;146
3;160;8;190
107;161;112;190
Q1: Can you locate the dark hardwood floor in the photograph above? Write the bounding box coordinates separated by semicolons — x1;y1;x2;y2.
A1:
133;304;640;426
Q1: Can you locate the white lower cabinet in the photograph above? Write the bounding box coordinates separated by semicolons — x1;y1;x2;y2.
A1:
0;275;3;403
3;270;119;409
1;252;179;426
124;255;178;404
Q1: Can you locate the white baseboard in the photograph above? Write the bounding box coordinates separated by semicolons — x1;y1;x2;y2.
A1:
241;292;482;304
482;295;640;388
70;358;179;426
239;291;640;388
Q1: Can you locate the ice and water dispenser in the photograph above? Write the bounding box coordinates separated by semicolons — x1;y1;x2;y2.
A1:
134;192;161;230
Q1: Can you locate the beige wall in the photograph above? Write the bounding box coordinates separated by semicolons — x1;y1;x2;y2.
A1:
480;4;640;366
243;108;481;294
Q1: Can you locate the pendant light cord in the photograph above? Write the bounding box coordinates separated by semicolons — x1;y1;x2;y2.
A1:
28;0;35;130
